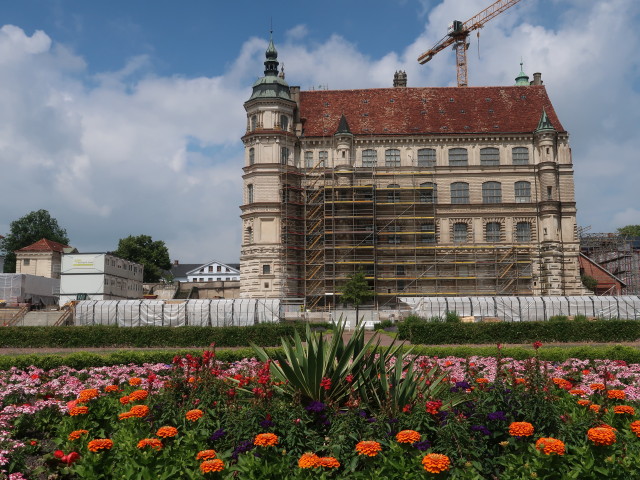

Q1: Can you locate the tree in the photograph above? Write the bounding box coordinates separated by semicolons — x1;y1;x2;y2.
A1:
581;274;598;292
0;209;70;273
617;225;640;237
113;235;172;283
340;270;375;325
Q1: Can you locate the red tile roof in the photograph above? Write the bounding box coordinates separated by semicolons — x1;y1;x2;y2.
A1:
16;238;70;253
298;85;564;137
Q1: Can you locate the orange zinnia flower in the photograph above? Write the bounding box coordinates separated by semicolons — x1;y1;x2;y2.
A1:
104;385;119;393
577;399;591;406
128;377;142;386
119;396;131;405
128;390;149;402
355;441;382;457
590;404;601;413
535;437;566;455
87;439;113;452
590;383;605;391
69;406;89;416
298;453;320;468
509;422;534;437
156;426;178;438
137;438;163;451
569;389;586;396
587;427;616;446
630;420;640;437
614;405;635;415
607;389;626;400
186;409;204;421
129;405;150;417
118;412;134;420
422;453;451;474
476;378;489;384
254;433;278;447
196;450;217;461
396;430;421;444
77;389;99;402
200;459;224;473
317;456;340;468
68;429;88;441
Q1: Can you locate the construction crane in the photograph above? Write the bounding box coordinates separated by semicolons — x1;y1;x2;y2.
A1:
417;0;523;87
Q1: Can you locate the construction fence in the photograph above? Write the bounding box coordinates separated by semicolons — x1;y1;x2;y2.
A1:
74;299;281;327
401;296;640;322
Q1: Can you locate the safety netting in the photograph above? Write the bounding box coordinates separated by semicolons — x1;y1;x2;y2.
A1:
74;299;281;327
400;296;640;321
0;274;59;306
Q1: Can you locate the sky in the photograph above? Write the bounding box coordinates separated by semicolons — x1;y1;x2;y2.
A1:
0;0;639;264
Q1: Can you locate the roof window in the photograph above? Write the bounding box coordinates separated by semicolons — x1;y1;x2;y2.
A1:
449;98;454;102
389;99;395;103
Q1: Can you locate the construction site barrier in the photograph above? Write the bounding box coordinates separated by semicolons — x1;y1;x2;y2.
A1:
400;296;640;321
74;299;281;327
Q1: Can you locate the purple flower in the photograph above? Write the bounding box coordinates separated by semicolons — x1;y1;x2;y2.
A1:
209;428;226;442
305;401;326;413
413;440;431;451
232;440;255;460
471;425;491;436
487;411;507;422
259;418;274;428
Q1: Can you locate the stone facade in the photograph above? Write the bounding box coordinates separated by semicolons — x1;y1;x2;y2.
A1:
240;37;585;306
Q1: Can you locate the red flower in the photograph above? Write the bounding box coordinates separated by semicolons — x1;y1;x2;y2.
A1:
426;400;443;415
53;450;64;459
61;452;80;465
320;377;332;391
345;374;354;384
533;341;543;350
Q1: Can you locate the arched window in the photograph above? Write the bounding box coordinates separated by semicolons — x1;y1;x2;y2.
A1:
281;146;290;165
482;182;502;203
362;149;377;167
449;148;468;166
385;149;401;167
249;147;255;165
251;115;257;131
420;182;436;203
280;115;289;131
515;222;532;242
480;147;500;166
247;184;254;204
515;181;531;203
387;184;400;203
304;151;313;168
450;182;469;204
512;147;529;165
485;222;502;242
418;148;436;167
453;223;468;243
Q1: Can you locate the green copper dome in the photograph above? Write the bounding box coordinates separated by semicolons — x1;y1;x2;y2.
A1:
249;33;291;101
515;61;530;86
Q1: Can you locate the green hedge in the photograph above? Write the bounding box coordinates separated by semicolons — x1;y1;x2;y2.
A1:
0;323;333;349
398;319;640;345
2;345;640;370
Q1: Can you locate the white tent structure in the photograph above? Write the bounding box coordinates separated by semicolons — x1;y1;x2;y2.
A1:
74;299;281;327
400;296;640;322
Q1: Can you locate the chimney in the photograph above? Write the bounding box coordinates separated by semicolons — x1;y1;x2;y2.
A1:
174;260;179;266
393;70;407;88
531;72;543;86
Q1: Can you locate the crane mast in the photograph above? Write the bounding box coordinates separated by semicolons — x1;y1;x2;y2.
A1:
417;0;523;87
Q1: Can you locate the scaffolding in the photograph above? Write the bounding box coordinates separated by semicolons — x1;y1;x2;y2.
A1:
580;233;640;295
289;160;535;310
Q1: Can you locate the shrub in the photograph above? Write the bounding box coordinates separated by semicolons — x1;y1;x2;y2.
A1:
444;311;461;323
549;315;569;322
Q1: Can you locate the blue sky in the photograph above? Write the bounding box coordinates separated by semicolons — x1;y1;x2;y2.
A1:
1;0;639;263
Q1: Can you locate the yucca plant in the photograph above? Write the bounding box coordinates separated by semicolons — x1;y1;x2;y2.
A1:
251;319;391;404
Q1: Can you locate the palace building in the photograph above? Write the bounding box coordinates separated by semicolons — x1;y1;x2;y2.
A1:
239;36;585;309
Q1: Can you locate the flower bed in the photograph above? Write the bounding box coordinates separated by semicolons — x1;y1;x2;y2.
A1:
3;336;640;478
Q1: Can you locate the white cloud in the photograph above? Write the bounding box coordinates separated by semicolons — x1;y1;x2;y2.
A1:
0;0;638;266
